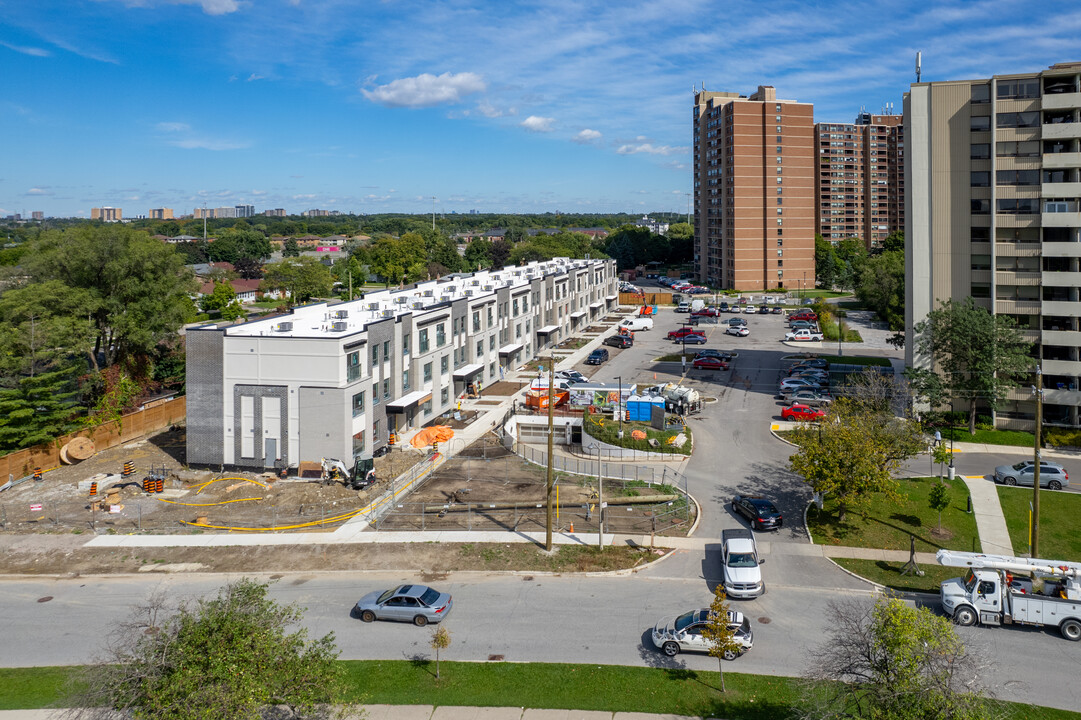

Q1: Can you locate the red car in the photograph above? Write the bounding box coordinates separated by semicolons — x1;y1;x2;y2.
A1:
781;403;826;421
667;327;706;340
790;311;817;323
692;356;729;371
691;307;720;317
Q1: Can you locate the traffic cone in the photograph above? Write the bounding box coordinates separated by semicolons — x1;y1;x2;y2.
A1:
569;522;575;533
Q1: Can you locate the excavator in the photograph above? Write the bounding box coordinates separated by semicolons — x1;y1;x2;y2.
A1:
320;456;377;490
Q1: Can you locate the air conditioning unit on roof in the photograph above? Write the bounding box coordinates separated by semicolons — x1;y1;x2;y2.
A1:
423;289;434;297
463;289;474;296
381;309;395;318
367;302;380;311
275;321;293;332
330;322;347;332
411;301;426;309
395;297;408;304
332;310;348;319
483;285;493;291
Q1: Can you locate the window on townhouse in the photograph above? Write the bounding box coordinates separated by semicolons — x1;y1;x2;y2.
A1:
476;340;483;358
522;296;529;312
352;430;365;456
347;351;361;382
402;335;410;356
489;362;496;377
489;336;496;351
382;379;390;399
424;362;433;382
487;307;493;326
419;329;429;353
373;389;380;405
421;399;432;417
436;323;446;347
473;311;480;332
441;387;449;404
371;346;379;367
402;368;410;391
351;391;365;418
441;356;448;374
513;299;519;316
383;341;390;361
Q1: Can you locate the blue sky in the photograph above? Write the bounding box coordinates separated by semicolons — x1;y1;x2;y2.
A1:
2;0;1079;218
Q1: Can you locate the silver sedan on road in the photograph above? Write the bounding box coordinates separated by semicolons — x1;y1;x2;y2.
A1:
354;584;453;626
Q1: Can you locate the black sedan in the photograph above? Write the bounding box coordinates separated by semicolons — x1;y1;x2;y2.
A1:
731;495;783;531
586;348;609;365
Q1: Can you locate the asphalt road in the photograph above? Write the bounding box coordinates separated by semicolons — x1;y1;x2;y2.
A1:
1;302;1078;711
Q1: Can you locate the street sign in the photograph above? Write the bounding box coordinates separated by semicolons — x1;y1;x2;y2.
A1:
29;504;42;512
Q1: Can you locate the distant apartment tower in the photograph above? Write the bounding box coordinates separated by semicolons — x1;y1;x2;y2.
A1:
235;204;255;218
149;208;175;220
31;211;44;221
303;209;330;217
906;61;1081;429
634;215;670;235
814;111;904;248
264;208;287;217
693;85;815;291
91;207;122;222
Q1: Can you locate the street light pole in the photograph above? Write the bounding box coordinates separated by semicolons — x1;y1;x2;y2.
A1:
1032;366;1044;558
616;375;623;439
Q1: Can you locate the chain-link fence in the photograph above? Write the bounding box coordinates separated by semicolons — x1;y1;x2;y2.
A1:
514;442;688;484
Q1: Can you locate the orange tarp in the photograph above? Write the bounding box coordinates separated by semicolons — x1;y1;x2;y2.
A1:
631;429;647;440
410;426;455;448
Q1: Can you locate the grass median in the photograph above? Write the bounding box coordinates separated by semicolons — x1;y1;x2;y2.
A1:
807;476;981;554
997;485;1081;561
3;662;1077;719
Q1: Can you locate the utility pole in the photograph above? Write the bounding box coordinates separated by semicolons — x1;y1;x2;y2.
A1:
202;201;207;240
431;196;436;231
545;356;555;551
1032;366;1043;557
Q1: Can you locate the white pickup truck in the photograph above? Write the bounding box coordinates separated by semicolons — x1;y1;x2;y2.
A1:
722;528;765;598
785;328;824;342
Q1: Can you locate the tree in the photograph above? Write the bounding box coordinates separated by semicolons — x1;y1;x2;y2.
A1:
908;298;1036;434
854;249;905;330
700;585;743;693
200;282;245;321
232;256;264;280
262;257;334;305
0;368;83;452
790;397;925;522
932;443;953;481
63;579;343;720
283;238;301;257
881;229;905;254
833;237;868;291
929;480;951;533
800;596;995;720
463;238;493;269
366;234;426;286
489;238;511;268
0;280;96;381
430;625;451;680
814;234;839;290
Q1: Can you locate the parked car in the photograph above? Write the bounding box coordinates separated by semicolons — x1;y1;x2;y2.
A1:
727;304;743;313
785;328;825;342
782;389;833;407
354;584;453;626
731;495;783;531
726;325;750;337
789;320;816;331
771;306;783;314
743;306;757;314
994;461;1069;490
722;528;764;598
789;357;829;369
693;356;729;370
678;333;708;345
718;302;730;312
675;301;691;313
787;364;829;377
586;348;609;365
667;327;705;340
782;403;826;421
778;377;826;395
758;304;769;313
603;334;633;349
727;317;748;328
691;307;720;317
556;370;587;384
788;370;830;384
651;608;753;659
696;349;734;361
789;311;817;323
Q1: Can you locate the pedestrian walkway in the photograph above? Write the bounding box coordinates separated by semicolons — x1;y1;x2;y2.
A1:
960;475;1015;555
0;707;710;720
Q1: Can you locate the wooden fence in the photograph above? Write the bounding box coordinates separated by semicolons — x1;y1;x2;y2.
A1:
619;291;674;306
0;397;187;480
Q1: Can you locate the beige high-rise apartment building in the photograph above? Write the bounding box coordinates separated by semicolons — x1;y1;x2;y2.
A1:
693;85;816;291
91;207;122;222
815;112;904;248
906;62;1081;429
149;208;174;220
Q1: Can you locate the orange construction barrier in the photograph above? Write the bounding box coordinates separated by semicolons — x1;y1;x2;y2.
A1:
410;425;455;449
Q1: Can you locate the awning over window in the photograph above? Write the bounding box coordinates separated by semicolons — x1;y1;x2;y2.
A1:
570;311;587;319
536;325;560;334
589;301;604;309
385;389;433;414
452;363;484;380
498;343;523;356
605;294;618;301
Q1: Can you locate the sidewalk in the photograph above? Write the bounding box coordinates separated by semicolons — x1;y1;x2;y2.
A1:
960;475;1014;555
0;707;710;720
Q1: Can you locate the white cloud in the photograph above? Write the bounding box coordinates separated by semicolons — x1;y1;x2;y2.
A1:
246;73;264;82
476;101;504;118
362;72;486;108
292;194;316;200
250;189;267;196
573;128;602;144
156;121;191;132
169;137;249;151
25;187;52;196
0;41;50;57
520;115;554;133
616;143;685;156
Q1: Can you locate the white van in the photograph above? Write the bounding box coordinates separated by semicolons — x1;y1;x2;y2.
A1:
619;317;654;331
675;301;691;313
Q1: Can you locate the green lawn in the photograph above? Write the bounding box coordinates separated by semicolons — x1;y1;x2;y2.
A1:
938;426;1035;447
807;477;981;554
832;558;962;594
997;485;1081;561
2;661;1074;719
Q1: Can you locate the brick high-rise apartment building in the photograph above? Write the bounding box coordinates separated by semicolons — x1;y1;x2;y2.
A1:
693;85;815;291
149;208;174;220
906;62;1081;429
91;207;122;222
815;112;904;248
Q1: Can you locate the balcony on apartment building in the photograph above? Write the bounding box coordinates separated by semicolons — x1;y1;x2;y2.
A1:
1042;108;1081;140
1043;198;1081;227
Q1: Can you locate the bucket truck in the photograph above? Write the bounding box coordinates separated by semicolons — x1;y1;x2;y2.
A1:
936;549;1081;641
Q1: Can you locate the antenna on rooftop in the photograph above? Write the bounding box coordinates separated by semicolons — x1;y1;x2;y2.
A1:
916;51;922;83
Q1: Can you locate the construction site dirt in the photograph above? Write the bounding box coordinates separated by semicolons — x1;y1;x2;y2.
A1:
0;425;692;575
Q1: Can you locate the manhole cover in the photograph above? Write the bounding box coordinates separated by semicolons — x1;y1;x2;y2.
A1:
757;616;772;624
37;596;53;603
522;576;534;581
488;654;505;662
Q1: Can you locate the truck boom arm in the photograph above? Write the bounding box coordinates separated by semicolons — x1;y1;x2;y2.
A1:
936;549;1081;580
